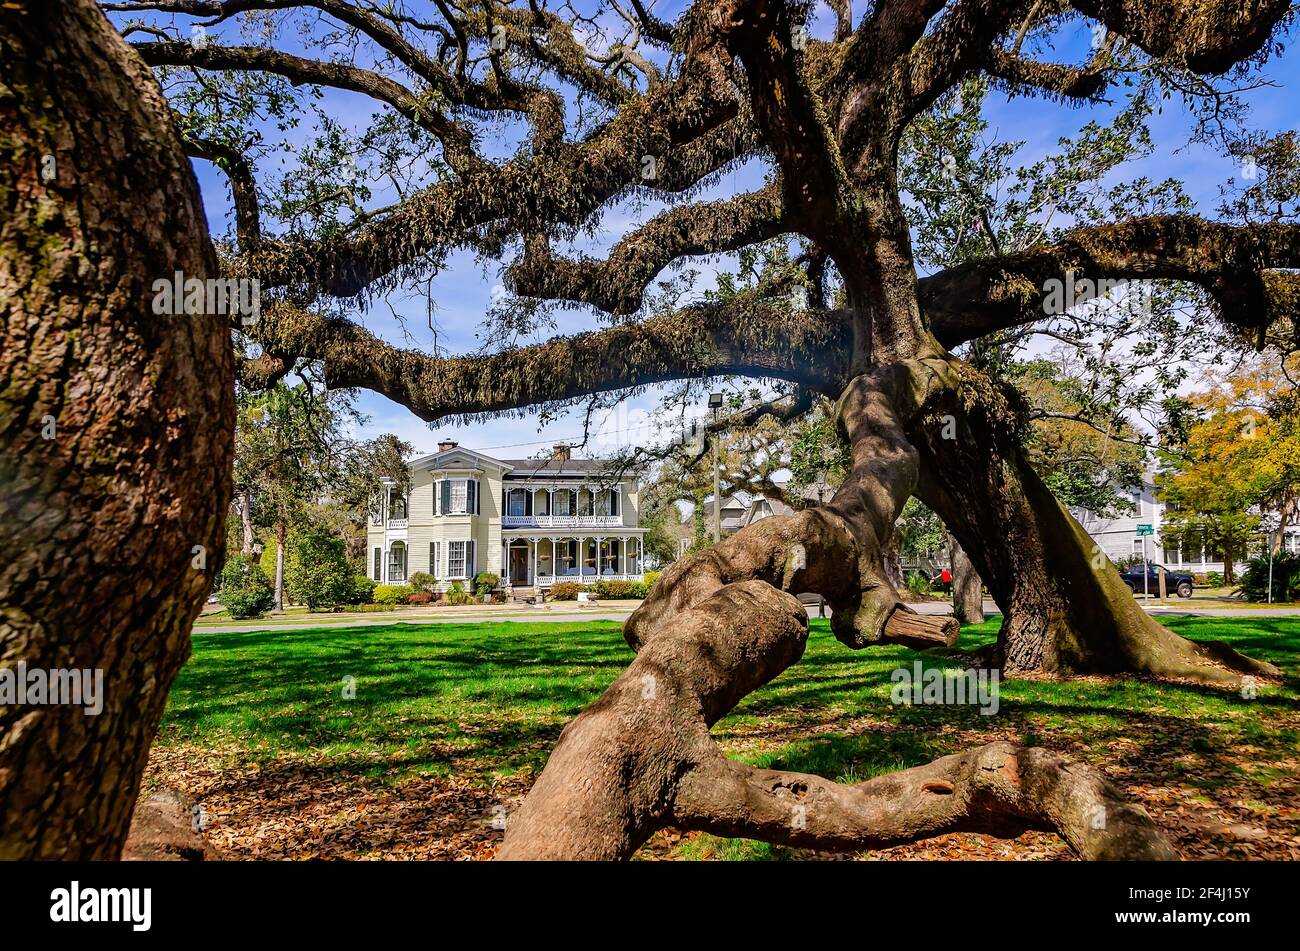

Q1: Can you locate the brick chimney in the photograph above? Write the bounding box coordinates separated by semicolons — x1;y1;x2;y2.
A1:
437;439;458;452
552;443;571;462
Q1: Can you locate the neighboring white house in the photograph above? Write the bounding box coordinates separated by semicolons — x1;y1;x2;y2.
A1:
1073;480;1300;577
367;441;647;593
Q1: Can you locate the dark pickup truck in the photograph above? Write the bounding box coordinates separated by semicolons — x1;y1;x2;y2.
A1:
1118;562;1194;598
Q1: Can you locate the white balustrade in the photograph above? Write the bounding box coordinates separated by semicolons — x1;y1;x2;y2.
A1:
501;514;623;528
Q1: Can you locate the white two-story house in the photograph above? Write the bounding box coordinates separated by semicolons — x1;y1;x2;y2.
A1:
368;441;647;594
1073;479;1300;577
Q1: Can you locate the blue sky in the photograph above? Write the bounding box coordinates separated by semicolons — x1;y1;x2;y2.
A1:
129;3;1300;459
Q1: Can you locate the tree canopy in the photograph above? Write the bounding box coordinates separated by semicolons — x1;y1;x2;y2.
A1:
6;0;1299;861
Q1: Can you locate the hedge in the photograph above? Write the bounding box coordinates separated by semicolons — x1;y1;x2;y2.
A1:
373;584;416;606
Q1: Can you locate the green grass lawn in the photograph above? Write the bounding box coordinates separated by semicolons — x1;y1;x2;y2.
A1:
151;615;1300;860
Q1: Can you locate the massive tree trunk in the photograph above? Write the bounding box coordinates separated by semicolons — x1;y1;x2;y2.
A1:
0;0;233;858
949;534;984;624
909;359;1276;681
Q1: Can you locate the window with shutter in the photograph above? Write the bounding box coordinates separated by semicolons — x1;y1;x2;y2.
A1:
429;542;438;579
373;547;381;580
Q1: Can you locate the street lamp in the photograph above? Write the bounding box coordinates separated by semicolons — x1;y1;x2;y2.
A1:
708;393;723;543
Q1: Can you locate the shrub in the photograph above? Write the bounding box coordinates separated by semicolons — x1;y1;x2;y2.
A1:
356;602;397;612
474;571;501;597
1206;571;1225;588
373;584;416;606
408;571;437;593
445;580;474;606
1237;551;1300;602
549;581;587;601
407;591;434;605
285;531;355;611
347;574;376;606
643;570;661;590
905;571;932;596
593;580;647;599
220;553;274;619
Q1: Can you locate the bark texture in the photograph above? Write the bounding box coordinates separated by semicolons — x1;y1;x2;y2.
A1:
0;0;232;858
910;360;1278;680
950;534;984;624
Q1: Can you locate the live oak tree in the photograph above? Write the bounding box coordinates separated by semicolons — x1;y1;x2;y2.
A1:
4;0;1298;860
1;0;232;858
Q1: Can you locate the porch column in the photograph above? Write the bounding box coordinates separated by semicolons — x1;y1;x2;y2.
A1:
578;537;585;583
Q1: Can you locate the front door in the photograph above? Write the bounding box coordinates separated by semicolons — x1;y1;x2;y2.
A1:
510;545;529;585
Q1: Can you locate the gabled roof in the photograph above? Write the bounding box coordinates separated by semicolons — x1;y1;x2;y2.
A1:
701;494;749;516
411;446;513;472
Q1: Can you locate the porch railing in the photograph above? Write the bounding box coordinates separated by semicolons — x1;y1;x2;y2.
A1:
501;514;624;528
530;572;642;586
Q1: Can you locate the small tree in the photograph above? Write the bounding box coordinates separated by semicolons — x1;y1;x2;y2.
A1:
219;554;275;620
286;531;355;611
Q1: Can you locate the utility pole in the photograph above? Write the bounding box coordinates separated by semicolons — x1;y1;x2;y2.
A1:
709;393;723;543
816;469;828;618
1265;513;1279;604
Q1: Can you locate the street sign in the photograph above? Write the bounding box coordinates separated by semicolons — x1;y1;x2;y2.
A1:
1136;524;1154;536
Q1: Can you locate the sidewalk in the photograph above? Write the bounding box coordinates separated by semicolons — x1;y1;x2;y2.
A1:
194;595;1300;636
194;599;641;634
